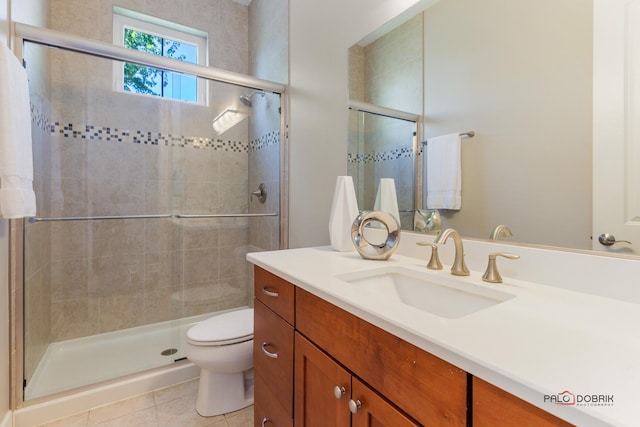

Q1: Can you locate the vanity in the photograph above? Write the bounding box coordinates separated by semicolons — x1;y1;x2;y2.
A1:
249;235;640;427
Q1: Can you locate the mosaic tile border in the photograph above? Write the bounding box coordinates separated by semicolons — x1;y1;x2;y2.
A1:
31;106;280;153
348;146;416;164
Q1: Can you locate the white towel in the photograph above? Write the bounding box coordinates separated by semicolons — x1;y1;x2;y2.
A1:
0;43;36;219
373;178;401;226
426;133;461;210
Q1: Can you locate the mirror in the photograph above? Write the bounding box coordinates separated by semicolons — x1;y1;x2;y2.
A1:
348;0;595;251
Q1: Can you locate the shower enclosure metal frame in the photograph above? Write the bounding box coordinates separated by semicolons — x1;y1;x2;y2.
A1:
11;22;288;409
348;99;422;223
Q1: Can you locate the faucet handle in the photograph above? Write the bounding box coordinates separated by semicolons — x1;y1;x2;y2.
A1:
482;252;520;284
416;241;443;270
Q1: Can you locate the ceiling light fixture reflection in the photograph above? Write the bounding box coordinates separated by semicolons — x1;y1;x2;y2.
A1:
211;108;247;135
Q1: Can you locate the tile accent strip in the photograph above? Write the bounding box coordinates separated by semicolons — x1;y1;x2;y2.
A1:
32;106;280;153
348;146;416;164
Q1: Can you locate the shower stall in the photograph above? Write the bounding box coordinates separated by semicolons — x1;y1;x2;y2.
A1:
348;101;420;231
14;18;286;406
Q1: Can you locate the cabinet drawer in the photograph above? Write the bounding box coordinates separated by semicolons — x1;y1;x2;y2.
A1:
296;288;467;427
254;299;294;416
255;372;293;427
254;266;295;325
473;377;573;427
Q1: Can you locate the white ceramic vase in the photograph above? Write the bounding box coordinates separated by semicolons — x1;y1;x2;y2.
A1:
328;176;359;251
373;178;401;227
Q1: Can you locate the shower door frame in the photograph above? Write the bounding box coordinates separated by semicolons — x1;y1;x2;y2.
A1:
348;100;423;224
11;22;288;409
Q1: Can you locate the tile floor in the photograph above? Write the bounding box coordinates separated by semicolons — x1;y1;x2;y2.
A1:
36;379;253;427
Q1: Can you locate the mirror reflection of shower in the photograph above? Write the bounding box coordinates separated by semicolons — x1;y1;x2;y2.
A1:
240;89;265;107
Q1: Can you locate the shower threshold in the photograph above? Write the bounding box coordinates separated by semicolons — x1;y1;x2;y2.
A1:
24;311;221;401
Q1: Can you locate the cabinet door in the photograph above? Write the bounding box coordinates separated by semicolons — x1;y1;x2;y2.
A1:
351;377;419;427
294;333;351;427
473;377;573;427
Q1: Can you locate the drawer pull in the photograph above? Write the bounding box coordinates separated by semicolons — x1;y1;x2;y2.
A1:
262;287;279;298
261;417;270;426
333;385;346;399
349;399;362;414
261;342;279;359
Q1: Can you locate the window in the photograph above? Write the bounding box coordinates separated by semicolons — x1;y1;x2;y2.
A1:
113;8;208;104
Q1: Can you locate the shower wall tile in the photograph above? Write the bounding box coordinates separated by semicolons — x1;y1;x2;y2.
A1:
181;282;220;317
143;285;183;325
24;222;51;280
50;298;101;342
89;220;145;258
144;251;183;290
87;177;146;216
218;276;250;312
220;151;249;184
50;258;90;302
249;0;288;83
24;267;51;383
49;0;102;40
144;180;174;214
182;221;219;250
100;292;145;333
219;225;249;248
144;218;183;253
219;246;249;280
90;253;144;298
183;248;219;285
49;177;88;217
182;182;220;215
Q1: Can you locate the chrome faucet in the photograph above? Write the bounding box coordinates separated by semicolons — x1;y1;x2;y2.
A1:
434;228;470;276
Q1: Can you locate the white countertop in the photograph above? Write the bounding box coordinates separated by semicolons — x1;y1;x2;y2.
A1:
248;246;640;427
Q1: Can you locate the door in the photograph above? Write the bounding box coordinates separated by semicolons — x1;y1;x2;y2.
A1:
294;333;351;427
351;377;419;427
593;0;640;254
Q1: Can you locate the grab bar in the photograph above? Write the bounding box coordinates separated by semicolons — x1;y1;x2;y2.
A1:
27;212;279;223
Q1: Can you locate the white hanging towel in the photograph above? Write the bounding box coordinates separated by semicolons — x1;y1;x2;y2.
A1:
0;43;36;219
373;178;401;226
426;133;461;210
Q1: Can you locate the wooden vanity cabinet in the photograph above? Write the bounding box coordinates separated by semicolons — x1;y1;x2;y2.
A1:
253;266;572;427
294;332;418;427
473;377;573;427
295;287;467;427
253;267;295;427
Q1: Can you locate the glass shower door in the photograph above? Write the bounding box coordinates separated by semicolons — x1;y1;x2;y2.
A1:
22;39;282;400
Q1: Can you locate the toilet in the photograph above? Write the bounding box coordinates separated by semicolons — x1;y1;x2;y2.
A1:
185;308;254;416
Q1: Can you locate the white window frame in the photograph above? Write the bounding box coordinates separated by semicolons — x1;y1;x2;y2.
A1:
112;7;208;105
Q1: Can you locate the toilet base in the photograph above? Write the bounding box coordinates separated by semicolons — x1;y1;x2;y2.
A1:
195;369;254;417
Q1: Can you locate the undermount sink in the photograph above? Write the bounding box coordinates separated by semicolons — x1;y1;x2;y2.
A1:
337;266;515;319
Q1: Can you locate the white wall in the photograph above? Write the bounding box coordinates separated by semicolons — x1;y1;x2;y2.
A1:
288;0;423;248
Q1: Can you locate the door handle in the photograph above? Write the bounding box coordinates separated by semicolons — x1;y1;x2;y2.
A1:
598;233;631;246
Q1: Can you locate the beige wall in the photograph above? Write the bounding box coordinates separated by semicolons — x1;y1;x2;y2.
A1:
423;0;592;248
288;0;423;248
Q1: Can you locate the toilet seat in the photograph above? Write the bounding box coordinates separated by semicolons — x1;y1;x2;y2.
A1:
188;308;254;346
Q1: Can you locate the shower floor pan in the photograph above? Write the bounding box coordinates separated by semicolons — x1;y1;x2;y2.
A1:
24;311;223;401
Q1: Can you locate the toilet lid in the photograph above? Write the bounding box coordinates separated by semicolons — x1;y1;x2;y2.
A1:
187;308;254;344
